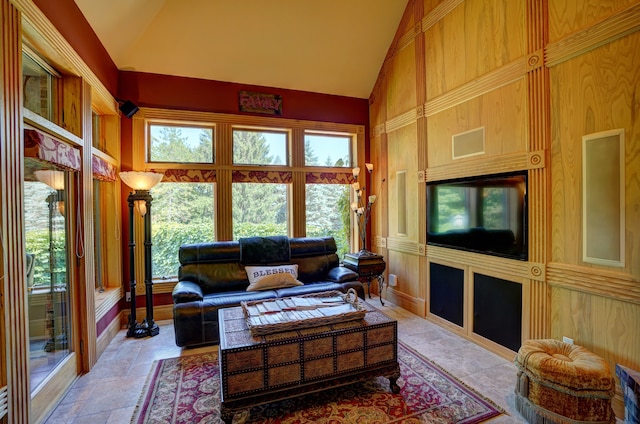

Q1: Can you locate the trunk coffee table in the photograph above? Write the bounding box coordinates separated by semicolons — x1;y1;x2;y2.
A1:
218;303;400;423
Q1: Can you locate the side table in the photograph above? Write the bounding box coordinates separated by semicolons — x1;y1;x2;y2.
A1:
343;249;387;305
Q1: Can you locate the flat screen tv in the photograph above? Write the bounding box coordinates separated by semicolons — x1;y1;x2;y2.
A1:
427;171;528;260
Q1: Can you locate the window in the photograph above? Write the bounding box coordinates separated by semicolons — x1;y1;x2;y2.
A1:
148;124;214;163
22;51;58;121
137;112;364;266
305;133;352;167
233;129;287;165
306;184;350;258
92;112;104;150
151;182;215;279
232;183;288;239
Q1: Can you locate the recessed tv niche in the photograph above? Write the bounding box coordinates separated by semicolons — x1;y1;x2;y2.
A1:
427;171;528;261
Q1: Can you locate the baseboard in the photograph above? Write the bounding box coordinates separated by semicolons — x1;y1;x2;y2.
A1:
131;304;174;323
383;288;425;317
96;311;125;359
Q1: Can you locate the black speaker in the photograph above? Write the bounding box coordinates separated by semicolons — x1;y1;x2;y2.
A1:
118;100;139;118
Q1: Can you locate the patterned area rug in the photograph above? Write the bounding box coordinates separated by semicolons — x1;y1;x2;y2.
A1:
132;341;504;423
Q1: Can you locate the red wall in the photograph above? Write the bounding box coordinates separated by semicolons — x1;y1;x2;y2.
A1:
118;71;369;125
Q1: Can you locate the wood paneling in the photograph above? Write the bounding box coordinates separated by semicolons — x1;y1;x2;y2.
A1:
548;0;637;43
1;1;30;422
386;38;417;119
426;80;527;168
387;124;419;241
550;32;640;272
371;2;640;408
547;2;640;66
550;285;640;381
387;250;422;301
424;0;525;99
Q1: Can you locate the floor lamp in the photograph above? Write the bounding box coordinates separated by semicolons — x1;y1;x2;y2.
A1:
120;171;163;338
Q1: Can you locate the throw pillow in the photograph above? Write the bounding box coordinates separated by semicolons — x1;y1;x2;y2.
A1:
245;264;303;291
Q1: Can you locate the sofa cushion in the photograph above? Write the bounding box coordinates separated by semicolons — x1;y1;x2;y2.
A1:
245;264;303;291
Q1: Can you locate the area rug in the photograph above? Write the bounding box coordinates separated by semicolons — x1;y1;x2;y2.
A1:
132;341;504;423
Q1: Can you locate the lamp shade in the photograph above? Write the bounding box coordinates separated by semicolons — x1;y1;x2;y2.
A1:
119;171;163;191
34;170;65;190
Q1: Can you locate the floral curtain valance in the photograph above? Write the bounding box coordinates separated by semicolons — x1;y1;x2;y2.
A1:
24;128;81;171
232;170;292;184
92;155;117;182
153;169;216;183
306;172;354;184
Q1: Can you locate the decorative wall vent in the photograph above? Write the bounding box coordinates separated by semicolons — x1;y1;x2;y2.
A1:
452;127;485;159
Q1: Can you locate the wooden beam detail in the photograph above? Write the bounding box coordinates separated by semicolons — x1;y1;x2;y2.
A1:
81;79;97;370
386;237;422;256
547;262;640;305
425;152;530;182
385;108;418;133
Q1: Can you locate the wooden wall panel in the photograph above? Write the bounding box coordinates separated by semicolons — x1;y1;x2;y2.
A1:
424;0;525;99
385;41;417;119
387;125;419;240
550;286;640;377
426;80;527;168
548;0;636;42
387;250;422;301
550;33;640;272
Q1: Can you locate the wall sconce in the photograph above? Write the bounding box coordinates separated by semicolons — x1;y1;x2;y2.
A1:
120;171;163;338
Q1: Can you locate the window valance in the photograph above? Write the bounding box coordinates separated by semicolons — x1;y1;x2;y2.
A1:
232;170;292;184
92;155;117;182
24;128;81;171
152;169;215;183
305;172;354;184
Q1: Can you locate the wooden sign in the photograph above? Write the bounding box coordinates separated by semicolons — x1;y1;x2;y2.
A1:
239;91;283;115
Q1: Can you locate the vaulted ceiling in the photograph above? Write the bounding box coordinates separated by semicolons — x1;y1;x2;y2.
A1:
73;0;409;99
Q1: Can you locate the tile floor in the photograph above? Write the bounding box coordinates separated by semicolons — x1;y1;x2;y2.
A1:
43;297;533;423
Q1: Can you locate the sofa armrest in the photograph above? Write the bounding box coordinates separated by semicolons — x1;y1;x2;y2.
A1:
327;266;358;283
172;281;204;304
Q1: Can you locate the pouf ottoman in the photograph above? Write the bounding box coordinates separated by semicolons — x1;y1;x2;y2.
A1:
515;339;616;424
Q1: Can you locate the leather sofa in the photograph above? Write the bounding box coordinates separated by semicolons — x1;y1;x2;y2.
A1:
172;236;363;347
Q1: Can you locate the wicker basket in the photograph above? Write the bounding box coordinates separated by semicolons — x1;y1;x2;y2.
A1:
241;289;366;336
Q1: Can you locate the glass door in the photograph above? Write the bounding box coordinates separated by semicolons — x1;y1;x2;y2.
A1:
24;165;71;391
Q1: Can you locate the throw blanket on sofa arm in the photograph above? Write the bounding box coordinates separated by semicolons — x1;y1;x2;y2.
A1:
240;236;290;265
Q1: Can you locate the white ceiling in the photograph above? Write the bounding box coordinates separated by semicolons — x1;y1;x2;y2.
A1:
73;0;409;99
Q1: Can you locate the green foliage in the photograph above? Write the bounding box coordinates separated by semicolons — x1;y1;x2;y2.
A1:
25;228;67;288
150;126;213;163
152;221;215;278
233;130;275;165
